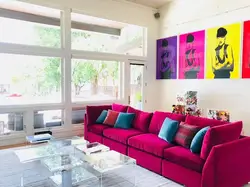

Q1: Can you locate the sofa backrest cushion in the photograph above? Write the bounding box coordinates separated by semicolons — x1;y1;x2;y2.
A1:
127;106;153;132
149;111;186;134
185;115;228;128
112;103;128;112
200;121;243;160
86;105;112;125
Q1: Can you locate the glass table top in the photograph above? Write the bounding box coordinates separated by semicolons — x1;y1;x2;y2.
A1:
50;136;88;148
15;144;59;163
14;137;88;163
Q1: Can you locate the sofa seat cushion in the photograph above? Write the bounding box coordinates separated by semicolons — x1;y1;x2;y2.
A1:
128;133;174;157
163;146;205;173
103;128;143;144
88;124;111;135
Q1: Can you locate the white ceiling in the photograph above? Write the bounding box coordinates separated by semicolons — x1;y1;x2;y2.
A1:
125;0;170;8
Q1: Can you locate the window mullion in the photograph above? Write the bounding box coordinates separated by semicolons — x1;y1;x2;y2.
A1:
61;8;72;129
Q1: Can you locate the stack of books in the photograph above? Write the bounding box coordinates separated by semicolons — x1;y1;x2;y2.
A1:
26;133;53;144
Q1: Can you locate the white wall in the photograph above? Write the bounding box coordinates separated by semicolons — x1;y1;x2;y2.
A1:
159;0;250;135
21;0;161;112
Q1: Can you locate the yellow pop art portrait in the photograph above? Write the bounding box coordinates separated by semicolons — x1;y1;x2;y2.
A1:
206;23;241;79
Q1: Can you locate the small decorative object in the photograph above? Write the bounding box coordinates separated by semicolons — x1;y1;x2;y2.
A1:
186;107;202;117
207;109;230;122
173;91;201;116
185;91;198;106
172;105;185;115
176;93;185;105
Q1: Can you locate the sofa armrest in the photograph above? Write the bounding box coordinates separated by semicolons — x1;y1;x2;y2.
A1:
86;105;112;126
202;137;250;187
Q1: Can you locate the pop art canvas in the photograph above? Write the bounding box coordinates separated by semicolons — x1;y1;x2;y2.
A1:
156;36;177;79
179;30;205;79
242;20;250;78
206;23;241;79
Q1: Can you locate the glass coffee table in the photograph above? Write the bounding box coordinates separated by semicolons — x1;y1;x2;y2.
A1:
14;137;136;187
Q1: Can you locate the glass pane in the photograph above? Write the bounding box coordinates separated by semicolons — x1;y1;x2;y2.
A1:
0;112;24;135
34;110;63;129
71;13;145;56
72;108;86;125
0;54;61;105
71;59;120;102
0;2;61;48
130;64;143;110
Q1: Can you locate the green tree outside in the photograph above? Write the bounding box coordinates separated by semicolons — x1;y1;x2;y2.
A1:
34;26;119;96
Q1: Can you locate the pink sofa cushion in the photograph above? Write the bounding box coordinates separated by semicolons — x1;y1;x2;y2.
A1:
88;124;111;135
112;103;128;112
201;121;243;160
164;146;205;173
185;115;228;128
86;105;112;125
128;133;174;157
127;106;153;132
149;111;186;134
103;128;143;144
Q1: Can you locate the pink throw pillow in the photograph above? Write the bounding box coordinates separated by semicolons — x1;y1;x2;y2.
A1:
200;121;243;160
127;106;153;132
112;103;128;112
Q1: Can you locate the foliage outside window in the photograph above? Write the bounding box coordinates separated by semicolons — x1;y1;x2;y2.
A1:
71;60;120;102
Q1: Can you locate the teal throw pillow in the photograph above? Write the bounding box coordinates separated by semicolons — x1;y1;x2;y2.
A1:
158;117;179;143
114;113;135;129
96;110;108;124
190;126;210;154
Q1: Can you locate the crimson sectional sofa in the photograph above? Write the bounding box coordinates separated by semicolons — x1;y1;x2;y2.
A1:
84;104;250;187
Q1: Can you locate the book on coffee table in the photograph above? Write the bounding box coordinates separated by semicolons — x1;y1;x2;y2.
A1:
26;133;52;144
75;142;109;155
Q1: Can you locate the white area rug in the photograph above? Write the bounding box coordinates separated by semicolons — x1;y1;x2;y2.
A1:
0;148;183;187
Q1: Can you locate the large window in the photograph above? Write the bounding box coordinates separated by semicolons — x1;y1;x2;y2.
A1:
0;1;61;48
71;13;145;56
0;17;61;48
0;1;147;138
0;54;61;105
71;59;120;102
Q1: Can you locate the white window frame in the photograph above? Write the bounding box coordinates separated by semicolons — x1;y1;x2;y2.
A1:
0;6;147;144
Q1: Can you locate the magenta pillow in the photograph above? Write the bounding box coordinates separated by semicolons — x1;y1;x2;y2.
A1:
112;103;128;112
200;121;243;160
149;111;186;134
185;115;228;128
127;106;153;132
